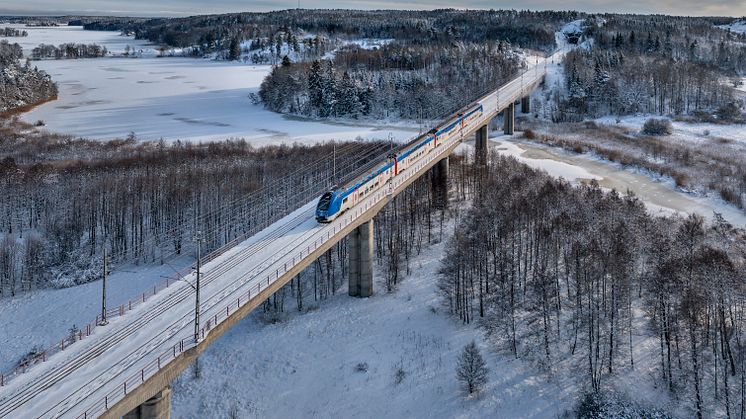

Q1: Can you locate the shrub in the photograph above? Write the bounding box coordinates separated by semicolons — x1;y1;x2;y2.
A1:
355;362;368;373
673;173;687;188
716;102;743;122
394;366;406;385
719;187;742;208
641;118;673;136
575;391;672;419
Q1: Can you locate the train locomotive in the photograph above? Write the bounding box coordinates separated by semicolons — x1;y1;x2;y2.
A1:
315;103;483;223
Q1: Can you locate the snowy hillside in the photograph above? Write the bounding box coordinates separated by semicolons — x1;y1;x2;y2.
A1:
170;220;574;419
719;20;746;34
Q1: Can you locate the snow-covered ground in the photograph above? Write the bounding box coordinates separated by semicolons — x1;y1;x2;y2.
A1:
0;256;192;373
719;20;746;34
7;25;418;143
170;219;574;419
596;115;746;146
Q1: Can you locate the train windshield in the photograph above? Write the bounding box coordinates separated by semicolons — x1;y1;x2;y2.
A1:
317;192;333;211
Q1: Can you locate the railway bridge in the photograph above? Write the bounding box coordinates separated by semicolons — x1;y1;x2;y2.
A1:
0;49;563;419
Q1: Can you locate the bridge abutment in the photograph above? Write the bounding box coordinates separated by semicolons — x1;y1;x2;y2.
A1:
348;220;373;297
122;386;171;419
431;157;449;208
503;103;515;135
521;96;530;114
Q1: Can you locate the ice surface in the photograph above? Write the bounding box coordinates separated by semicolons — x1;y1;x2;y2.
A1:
9;25;418;143
1;24;153;56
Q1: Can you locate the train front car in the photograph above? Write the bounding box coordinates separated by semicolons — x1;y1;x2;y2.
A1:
315;189;343;223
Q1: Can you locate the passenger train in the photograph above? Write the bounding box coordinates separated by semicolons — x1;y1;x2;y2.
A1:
315;103;484;223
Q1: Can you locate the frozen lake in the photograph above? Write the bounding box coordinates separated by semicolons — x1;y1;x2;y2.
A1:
4;25;417;144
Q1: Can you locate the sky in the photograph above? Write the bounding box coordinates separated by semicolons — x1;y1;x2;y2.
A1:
0;0;744;18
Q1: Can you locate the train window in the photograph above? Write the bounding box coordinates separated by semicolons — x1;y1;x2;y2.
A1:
318;193;333;211
342;197;348;204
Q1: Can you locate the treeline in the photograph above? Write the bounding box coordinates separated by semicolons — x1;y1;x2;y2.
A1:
0;135;388;297
0;41;57;114
30;43;108;60
559;49;734;119
1;27;28;37
591;15;746;74
82;9;576;56
440;154;746;418
554;15;744;119
259;41;522;120
239;32;333;64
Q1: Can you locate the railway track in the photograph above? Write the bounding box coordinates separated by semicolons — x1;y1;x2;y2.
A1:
0;206;317;418
46;212;326;418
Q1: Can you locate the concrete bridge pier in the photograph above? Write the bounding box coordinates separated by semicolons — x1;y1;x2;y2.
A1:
431;157;449;208
521;96;530;114
348;220;373;297
474;124;488;163
123;386;171;419
503;103;515;135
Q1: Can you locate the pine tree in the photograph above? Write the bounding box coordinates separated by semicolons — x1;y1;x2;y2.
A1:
336;71;362;118
308;60;324;112
456;340;489;394
68;324;79;344
228;37;241;61
320;61;337;117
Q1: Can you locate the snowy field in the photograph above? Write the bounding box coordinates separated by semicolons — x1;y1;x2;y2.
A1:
170;221;574;419
0;256;192;373
719;20;746;34
596;114;746;146
5;25;417;143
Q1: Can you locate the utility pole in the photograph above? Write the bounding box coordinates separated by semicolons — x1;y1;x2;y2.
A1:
99;247;109;326
193;231;204;343
333;143;336;183
418;106;423;134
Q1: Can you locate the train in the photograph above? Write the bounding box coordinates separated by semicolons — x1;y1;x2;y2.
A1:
315;103;484;223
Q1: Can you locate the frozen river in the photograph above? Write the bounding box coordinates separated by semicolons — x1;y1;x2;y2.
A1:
492;135;746;228
5;25;417;143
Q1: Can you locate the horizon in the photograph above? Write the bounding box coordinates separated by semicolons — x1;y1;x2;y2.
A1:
0;1;745;19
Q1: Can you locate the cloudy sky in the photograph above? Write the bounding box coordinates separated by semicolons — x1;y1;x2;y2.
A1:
1;0;744;17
